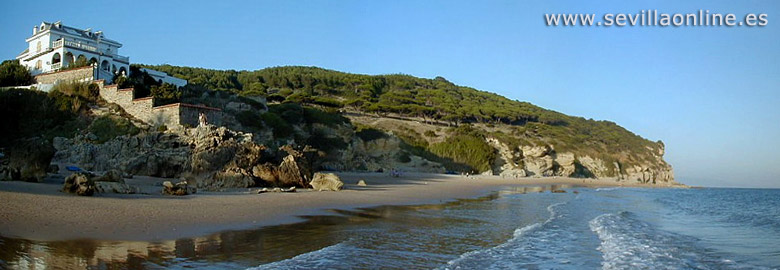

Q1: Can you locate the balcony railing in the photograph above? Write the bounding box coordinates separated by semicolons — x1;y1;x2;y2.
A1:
64;40;98;52
51;39;63;49
51;62;62;70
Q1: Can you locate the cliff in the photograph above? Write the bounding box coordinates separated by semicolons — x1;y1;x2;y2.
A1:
1;65;677;187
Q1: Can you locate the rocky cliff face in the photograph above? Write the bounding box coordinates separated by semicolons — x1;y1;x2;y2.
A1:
484;137;676;185
53;125;322;190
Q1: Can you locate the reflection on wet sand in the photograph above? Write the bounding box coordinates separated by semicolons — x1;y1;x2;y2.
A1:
0;185;573;269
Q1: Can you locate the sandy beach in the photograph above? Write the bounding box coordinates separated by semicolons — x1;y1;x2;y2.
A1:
0;172;669;242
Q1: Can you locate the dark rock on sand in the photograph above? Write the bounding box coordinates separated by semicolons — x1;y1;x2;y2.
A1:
63;172;95;196
163;181;195;196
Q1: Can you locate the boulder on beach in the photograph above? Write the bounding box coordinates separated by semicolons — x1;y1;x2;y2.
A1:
62;172;95;196
163;181;195;196
310;172;344;191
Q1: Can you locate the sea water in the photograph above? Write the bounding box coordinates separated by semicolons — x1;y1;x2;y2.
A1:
1;187;778;269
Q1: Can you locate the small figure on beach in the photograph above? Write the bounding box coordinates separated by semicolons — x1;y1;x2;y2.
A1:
198;112;208;127
391;168;403;178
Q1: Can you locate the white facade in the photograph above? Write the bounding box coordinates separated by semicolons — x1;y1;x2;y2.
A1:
15;21;130;83
139;68;188;87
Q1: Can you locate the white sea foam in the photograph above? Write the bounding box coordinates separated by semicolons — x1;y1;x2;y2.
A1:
248;242;350;270
587;211;766;270
439;201;567;270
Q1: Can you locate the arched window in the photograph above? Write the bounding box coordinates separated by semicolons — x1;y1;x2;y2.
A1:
52;53;61;64
100;60;110;71
64;52;74;67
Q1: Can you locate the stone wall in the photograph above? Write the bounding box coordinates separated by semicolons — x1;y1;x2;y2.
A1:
96;80;222;128
126;97;154;122
179;104;222;127
150;104;182;127
35;66;94;84
99;84;134;107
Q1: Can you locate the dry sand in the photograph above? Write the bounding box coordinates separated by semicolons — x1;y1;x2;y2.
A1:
0;172;666;242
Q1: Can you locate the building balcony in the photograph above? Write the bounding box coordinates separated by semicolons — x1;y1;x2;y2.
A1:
64;40;98;53
51;39;63;49
112;54;129;63
51;62;62;70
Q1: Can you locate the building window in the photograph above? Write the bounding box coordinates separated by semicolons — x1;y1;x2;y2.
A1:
35;60;41;70
36;41;41;52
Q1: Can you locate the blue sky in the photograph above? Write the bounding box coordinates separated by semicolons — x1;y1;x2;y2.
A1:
1;0;778;188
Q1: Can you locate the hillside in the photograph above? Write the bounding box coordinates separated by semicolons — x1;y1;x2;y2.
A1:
134;64;674;183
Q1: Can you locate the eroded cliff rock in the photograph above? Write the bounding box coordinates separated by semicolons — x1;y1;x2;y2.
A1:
484;137;676;185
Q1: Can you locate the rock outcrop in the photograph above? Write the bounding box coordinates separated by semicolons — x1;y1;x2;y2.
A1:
483;137;677;185
335;135;445;173
0;138;56;182
163;181;195;196
53;125;325;190
310;172;344;191
63;173;95;196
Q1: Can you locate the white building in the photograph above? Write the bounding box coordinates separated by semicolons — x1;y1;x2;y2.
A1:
139;68;188;87
15;21;130;83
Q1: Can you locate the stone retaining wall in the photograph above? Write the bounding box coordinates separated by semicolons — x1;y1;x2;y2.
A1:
35;66;94;84
96;80;222;128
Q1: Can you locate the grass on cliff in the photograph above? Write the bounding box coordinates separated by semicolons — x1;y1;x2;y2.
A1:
136;63;667;172
0;88;88;146
428;125;495;173
88;115;140;143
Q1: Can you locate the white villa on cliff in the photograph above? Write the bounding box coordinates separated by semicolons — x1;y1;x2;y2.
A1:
16;21;129;82
15;21;185;87
11;21;221;128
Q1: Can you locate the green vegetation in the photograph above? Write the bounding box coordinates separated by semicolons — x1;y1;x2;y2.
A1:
150;83;182;106
354;124;387;141
88;115;140;143
0;60;35;87
0;88;83;146
57;57;89;72
429;126;495;173
130;64;665;173
50;81;100;102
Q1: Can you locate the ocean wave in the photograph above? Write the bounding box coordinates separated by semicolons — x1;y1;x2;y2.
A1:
248;242;351;270
439;201;568;270
589;211;773;270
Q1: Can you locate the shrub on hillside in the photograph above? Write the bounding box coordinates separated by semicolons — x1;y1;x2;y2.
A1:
429;133;495;173
260;112;294;138
88;115;139;143
50;81;100;101
0;60;35;87
151;83;182;106
0;88;79;146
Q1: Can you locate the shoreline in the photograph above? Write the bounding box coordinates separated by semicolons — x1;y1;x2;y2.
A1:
0;172;678;242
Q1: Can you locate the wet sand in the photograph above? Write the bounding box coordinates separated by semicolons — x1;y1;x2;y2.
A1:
0;172;670;241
